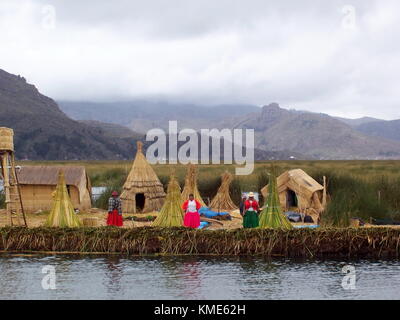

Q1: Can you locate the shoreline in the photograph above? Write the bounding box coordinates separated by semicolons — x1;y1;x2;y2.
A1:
1;227;399;259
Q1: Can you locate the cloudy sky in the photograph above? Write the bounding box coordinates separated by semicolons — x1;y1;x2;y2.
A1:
0;0;399;119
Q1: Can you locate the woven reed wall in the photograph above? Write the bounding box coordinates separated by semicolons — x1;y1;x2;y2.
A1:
0;127;14;151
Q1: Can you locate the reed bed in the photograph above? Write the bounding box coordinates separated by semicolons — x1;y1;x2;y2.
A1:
1;227;399;259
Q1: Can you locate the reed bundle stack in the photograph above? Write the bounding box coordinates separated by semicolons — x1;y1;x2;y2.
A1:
153;175;184;227
181;164;205;206
259;171;293;229
210;171;237;211
45;171;82;228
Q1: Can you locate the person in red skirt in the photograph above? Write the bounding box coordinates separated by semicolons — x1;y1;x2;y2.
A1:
107;191;123;227
182;194;201;228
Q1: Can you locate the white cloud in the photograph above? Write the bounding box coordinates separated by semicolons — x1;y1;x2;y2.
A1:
0;0;399;119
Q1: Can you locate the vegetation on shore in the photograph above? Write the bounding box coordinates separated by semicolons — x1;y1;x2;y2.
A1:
0;226;399;258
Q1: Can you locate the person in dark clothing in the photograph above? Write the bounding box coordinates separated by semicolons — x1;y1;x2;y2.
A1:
107;191;123;227
239;194;247;217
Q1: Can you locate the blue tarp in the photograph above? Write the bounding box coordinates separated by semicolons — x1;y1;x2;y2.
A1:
198;207;231;220
198;221;210;229
293;225;320;229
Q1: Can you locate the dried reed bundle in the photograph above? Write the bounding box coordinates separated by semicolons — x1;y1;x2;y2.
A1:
153;175;184;227
181;164;206;206
44;171;82;228
259;171;292;230
82;217;100;227
210;171;237;211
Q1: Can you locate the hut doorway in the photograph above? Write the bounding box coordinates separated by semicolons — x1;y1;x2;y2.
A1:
287;190;298;208
135;193;145;212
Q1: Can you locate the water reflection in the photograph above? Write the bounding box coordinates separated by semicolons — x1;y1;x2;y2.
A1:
0;254;399;300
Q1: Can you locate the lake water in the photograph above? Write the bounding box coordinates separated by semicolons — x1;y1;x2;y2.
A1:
0;255;399;300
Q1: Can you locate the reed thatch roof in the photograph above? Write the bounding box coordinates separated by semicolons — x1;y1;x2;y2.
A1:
16;166;90;190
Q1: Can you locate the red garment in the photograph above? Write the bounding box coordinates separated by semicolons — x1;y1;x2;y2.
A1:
107;209;123;227
182;199;202;229
184;212;201;228
182;199;202;212
244;199;259;211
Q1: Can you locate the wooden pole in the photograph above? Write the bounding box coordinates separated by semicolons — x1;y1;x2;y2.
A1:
11;153;27;227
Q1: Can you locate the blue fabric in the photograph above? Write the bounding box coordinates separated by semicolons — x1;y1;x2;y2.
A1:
198;207;231;219
198;221;209;229
293;225;320;229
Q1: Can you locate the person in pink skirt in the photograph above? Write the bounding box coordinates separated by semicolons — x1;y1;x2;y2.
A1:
182;194;202;228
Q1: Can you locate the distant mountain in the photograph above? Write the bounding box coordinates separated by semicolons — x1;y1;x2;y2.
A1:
230;103;400;159
59;100;260;132
355;120;400;142
335;116;385;127
0;69;138;160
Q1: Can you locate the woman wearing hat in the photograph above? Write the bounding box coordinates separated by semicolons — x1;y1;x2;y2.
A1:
107;191;123;227
243;192;259;228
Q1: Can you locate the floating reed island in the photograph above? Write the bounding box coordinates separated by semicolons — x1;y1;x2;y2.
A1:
0;227;399;259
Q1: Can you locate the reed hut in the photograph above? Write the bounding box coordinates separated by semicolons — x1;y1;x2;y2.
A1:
261;169;326;219
121;141;166;213
152;175;184;227
45;171;82;228
181;164;206;207
16;166;92;213
210;171;237;211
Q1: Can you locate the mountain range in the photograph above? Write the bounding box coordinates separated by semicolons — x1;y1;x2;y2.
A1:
60;100;400;160
1;68;400;160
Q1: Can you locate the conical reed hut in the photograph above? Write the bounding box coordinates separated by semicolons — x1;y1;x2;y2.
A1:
181;164;206;207
121;141;166;214
45;171;82;228
152;175;184;227
259;171;292;229
210;171;237;211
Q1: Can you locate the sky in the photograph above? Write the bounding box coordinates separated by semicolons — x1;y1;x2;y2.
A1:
0;0;399;119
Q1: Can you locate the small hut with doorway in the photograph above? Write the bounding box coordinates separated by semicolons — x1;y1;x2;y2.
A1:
121;141;166;214
261;169;326;221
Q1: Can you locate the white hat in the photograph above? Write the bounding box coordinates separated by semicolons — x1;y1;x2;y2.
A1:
248;192;255;197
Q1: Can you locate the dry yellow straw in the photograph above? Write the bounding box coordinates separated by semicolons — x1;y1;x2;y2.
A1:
45;171;82;227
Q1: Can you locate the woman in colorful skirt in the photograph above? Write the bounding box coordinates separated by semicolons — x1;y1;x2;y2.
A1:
243;192;259;228
107;191;123;227
182;194;201;228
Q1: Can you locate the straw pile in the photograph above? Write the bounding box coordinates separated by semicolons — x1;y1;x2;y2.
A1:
121;141;166;213
210;171;237;211
153;175;184;227
181;164;206;206
44;171;82;228
259;171;292;230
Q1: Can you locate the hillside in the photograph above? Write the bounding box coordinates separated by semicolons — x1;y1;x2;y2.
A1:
356;120;400;142
59;100;260;132
231;103;400;159
0;69;137;160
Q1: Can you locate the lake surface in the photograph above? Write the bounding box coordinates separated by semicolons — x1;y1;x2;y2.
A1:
0;255;399;300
